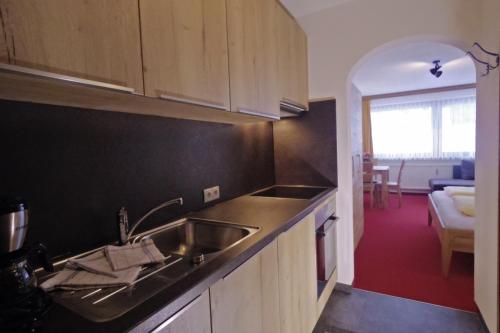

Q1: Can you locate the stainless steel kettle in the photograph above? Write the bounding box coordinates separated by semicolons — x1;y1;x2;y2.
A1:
0;198;29;254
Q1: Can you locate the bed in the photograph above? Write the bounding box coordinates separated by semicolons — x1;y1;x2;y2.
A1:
427;191;475;278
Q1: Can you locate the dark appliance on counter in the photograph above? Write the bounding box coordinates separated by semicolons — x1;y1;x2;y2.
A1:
0;197;53;332
315;198;338;294
251;185;328;200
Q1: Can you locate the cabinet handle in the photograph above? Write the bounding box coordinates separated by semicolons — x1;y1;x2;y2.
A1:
159;94;230;111
0;63;137;94
280;99;308;113
238;107;281;120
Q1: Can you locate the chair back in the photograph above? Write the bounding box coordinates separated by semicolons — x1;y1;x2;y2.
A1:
396;160;406;185
363;161;374;183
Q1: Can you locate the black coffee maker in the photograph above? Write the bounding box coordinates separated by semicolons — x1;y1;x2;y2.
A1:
0;198;54;332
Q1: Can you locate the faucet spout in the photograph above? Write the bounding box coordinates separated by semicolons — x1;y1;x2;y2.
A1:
118;197;183;245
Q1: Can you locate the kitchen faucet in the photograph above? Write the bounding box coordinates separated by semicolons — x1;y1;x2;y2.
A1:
117;197;183;245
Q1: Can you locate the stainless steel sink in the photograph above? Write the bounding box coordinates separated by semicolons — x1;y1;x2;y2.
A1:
133;218;259;261
38;218;259;323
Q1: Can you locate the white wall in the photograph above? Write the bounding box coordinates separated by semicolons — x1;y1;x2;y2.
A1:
474;0;500;331
299;1;498;331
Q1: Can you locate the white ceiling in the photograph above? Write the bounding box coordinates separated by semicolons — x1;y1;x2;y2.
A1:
280;0;350;17
352;42;476;96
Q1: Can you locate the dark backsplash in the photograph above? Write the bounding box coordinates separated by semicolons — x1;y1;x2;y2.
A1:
0;101;275;258
273;100;337;187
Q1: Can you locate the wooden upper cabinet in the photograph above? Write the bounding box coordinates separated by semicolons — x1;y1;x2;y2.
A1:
0;0;144;94
226;0;280;118
277;4;309;109
139;0;230;110
296;25;309;108
0;20;8;63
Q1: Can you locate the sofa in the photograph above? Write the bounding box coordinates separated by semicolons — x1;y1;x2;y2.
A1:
428;160;475;192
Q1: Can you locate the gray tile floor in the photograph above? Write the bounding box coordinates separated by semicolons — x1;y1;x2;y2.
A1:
314;289;488;333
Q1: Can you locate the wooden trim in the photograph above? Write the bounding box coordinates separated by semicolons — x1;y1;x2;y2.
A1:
317;269;337;320
276;0;299;23
428;194;474;278
363;84;476;101
0;70;272;125
309;97;336;103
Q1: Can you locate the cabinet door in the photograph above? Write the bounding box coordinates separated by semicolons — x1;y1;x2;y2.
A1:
351;85;364;249
0;0;144;94
0;20;7;63
210;240;280;333
152;290;211;333
226;0;280;118
278;214;318;333
277;5;309;109
140;0;230;110
296;25;309;108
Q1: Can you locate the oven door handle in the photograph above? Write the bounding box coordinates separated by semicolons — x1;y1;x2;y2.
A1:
316;216;339;236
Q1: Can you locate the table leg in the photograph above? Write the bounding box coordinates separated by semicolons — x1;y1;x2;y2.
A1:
382;171;389;208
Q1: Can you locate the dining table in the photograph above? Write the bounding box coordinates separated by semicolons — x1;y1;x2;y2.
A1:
373;165;390;208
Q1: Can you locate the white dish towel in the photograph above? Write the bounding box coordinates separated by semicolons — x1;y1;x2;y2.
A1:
40;239;165;291
105;238;166;271
40;250;141;291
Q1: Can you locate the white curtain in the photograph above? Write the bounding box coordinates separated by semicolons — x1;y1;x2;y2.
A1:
440;97;476;159
370;93;476;160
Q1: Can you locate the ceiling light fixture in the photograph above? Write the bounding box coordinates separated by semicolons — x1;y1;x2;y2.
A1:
430;60;443;78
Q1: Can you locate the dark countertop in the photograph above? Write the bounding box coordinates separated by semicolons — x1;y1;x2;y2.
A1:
37;186;337;333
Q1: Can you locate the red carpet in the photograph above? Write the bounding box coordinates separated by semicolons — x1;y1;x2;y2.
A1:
353;193;477;312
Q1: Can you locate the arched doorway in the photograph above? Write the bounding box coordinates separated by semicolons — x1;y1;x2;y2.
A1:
346;36;476;310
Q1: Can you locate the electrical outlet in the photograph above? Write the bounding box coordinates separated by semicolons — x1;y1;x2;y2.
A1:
203;186;220;203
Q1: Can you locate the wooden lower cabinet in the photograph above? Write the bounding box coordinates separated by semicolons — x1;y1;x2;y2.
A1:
210;240;280;333
151;290;211;333
154;214;322;333
278;214;318;333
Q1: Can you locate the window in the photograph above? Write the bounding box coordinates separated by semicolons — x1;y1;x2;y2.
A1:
370;90;476;160
441;98;476;157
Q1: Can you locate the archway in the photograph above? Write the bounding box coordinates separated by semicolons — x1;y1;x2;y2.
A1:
344;35;484;309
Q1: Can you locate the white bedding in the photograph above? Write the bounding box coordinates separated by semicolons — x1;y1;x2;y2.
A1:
431;191;475;231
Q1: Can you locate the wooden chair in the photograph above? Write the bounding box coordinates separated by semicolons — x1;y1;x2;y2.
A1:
387;160;406;208
363;161;377;207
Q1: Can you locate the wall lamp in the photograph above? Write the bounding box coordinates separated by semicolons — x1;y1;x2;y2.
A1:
430;60;443;78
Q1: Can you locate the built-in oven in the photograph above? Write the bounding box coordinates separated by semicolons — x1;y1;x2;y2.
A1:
316;216;338;281
315;200;338;283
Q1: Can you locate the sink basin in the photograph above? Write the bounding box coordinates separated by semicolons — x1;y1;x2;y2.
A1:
38;218;259;323
134;218;260;260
